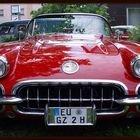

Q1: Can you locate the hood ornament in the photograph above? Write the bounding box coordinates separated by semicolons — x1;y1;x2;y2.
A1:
61;61;79;74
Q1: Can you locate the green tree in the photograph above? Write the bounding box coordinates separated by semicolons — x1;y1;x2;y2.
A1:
31;4;109;18
129;25;140;42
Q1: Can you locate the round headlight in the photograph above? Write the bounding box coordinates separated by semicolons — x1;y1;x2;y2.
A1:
62;61;79;74
131;56;140;78
0;56;9;78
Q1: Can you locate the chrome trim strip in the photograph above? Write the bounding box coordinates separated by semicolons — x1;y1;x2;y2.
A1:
11;79;128;116
0;97;23;104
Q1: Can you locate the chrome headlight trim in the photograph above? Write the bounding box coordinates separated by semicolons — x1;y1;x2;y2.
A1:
131;55;140;78
0;56;9;78
61;61;79;74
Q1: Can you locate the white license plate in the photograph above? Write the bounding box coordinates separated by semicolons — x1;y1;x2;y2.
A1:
54;108;87;124
45;107;96;126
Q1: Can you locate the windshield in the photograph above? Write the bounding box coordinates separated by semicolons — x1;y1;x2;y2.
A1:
27;15;112;37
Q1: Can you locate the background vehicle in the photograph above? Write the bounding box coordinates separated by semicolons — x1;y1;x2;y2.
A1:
0;19;30;42
111;25;136;40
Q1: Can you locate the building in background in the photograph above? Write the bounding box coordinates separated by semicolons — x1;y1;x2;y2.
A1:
108;4;140;26
0;4;42;23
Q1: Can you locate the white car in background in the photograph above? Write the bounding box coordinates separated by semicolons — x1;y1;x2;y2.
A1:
111;25;136;40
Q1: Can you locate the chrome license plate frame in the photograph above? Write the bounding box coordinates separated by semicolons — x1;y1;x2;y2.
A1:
44;106;96;126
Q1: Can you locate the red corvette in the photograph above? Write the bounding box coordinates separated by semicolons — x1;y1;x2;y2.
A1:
0;13;140;126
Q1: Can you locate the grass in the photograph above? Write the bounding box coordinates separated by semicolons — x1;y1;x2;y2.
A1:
0;117;140;136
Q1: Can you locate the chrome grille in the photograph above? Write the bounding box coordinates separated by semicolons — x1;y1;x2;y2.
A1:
14;81;126;114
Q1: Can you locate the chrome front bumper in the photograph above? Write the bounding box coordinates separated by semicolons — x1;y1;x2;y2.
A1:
0;97;23;104
0;96;140;105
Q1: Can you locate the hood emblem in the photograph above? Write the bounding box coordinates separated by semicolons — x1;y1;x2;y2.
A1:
61;61;79;74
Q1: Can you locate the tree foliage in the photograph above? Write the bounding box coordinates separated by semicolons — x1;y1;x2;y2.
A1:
31;4;109;18
129;25;140;42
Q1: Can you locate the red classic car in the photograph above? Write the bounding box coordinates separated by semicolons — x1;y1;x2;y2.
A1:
0;13;140;126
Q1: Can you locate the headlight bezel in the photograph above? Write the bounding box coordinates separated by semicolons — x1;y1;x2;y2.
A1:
131;55;140;78
0;56;9;78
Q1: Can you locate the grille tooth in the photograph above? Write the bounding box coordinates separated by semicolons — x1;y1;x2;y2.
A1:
16;83;125;114
47;87;50;106
58;88;61;107
101;87;103;109
37;88;39;108
69;88;71;107
111;89;114;109
80;88;82;107
26;88;29;108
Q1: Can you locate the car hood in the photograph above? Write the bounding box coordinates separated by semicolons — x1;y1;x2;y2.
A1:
15;34;120;79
